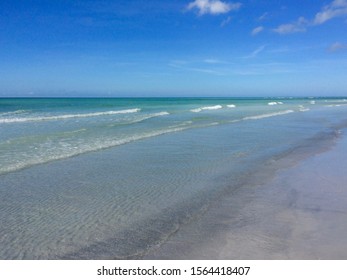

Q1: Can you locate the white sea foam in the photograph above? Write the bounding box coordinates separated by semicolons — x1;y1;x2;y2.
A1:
0;108;141;123
153;111;170;116
243;110;294;120
227;104;236;108
135;111;169;120
268;101;283;106
310;101;316;105
108;111;170;127
191;105;223;112
0;110;30;117
298;105;310;112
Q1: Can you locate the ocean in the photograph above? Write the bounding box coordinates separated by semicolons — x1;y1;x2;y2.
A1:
0;97;347;259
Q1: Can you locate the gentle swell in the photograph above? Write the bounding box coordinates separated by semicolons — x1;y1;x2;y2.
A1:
326;104;347;107
0;108;141;123
0;110;30;117
0;124;189;175
0;108;304;175
128;111;170;123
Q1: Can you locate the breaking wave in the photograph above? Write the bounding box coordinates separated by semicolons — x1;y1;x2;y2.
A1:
191;105;223;113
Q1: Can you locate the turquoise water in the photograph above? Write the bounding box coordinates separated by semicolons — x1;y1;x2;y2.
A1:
0;97;347;259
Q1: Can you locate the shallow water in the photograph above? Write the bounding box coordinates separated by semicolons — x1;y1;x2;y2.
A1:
0;97;347;259
144;129;347;259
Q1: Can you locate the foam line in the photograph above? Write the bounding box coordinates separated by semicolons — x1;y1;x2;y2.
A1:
0;109;141;123
243;110;294;120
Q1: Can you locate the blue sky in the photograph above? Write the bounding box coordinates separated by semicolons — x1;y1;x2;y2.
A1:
1;0;347;97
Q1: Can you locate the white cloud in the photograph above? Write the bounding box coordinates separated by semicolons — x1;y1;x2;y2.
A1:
203;58;226;64
245;45;266;58
328;42;347;52
251;26;264;35
258;12;269;21
169;59;224;75
273;1;347;36
221;16;232;27
251;45;266;57
314;0;347;24
186;0;241;15
273;17;308;34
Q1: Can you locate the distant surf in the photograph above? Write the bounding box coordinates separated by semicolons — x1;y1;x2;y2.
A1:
191;105;223;112
0;108;140;123
268;101;283;106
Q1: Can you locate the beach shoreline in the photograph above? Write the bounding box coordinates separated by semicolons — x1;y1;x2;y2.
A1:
144;128;347;259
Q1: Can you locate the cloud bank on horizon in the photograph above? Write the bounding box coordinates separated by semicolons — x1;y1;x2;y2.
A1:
0;0;347;97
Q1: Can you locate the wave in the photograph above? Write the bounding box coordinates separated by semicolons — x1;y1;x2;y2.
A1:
0;122;191;175
132;111;170;122
227;104;236;108
268;102;283;106
0;117;230;175
108;111;170;127
191;105;223;113
298;105;310;112
148;111;169;117
243;110;294;120
0;110;30;117
0;109;141;124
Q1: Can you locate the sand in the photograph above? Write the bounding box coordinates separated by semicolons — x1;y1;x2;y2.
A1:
144;129;347;259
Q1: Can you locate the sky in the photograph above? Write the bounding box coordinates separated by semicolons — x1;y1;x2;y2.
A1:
1;0;347;97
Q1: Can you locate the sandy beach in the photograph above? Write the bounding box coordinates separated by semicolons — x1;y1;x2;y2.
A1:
144;128;347;259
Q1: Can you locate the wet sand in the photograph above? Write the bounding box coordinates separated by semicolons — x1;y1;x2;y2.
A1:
144;129;347;259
